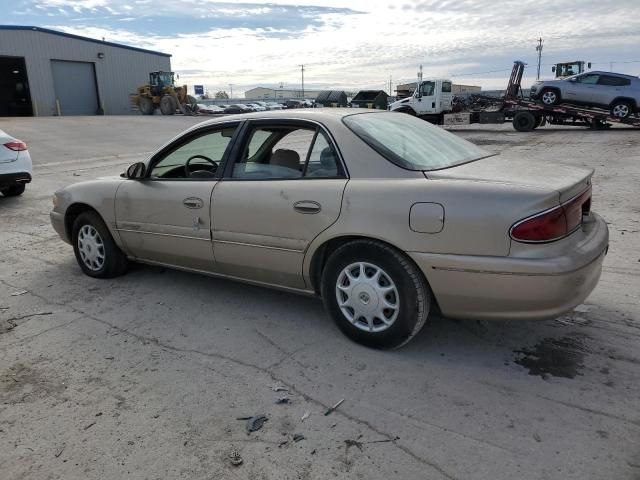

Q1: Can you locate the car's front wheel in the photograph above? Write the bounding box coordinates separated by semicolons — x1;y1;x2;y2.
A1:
610;100;634;119
321;240;430;349
540;89;560;106
1;184;26;197
72;211;128;278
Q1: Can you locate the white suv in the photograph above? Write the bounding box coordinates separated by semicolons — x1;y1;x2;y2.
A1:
0;129;32;197
530;71;640;118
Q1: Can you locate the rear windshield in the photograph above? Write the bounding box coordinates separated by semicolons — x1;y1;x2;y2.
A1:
343;112;492;171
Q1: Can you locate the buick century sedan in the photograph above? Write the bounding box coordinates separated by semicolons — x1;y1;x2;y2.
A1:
51;110;608;349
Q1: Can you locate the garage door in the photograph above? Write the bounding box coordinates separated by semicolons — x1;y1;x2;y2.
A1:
51;60;99;115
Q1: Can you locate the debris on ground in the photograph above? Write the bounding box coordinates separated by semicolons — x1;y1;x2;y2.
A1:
275;396;290;404
10;290;28;296
272;385;289;392
241;415;268;433
344;439;363;452
83;422;96;430
301;411;310;422
324;398;345;416
278;440;288;448
54;444;66;458
293;434;305;442
229;450;243;466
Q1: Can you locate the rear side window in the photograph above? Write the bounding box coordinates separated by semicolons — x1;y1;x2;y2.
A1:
232;126;341;179
343;112;491;171
442;81;452;93
598;75;631;87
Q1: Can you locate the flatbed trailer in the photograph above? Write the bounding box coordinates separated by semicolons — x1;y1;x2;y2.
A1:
419;62;640;131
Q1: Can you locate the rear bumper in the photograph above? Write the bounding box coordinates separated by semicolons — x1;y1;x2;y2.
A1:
0;172;32;188
409;213;609;321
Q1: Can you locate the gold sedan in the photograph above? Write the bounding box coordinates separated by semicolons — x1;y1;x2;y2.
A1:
51;110;608;349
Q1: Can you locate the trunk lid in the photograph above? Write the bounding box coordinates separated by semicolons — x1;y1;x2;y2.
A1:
426;153;593;203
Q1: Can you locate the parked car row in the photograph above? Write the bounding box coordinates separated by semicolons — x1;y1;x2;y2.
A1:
197;100;316;115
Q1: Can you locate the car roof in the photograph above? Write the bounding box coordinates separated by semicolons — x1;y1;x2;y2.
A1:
578;71;638;79
195;108;385;128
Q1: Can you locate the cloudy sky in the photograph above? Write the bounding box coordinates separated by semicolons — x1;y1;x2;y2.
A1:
6;0;640;96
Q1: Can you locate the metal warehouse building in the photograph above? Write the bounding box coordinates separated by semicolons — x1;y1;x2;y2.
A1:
0;26;171;116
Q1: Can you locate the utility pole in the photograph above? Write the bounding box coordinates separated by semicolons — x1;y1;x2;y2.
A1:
389;74;392;95
536;38;543;80
229;84;233;99
299;64;305;98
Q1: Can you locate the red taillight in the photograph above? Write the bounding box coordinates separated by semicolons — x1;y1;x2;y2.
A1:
511;187;592;243
4;141;27;151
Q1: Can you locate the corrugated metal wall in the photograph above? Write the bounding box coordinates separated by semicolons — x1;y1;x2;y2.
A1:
0;28;171;116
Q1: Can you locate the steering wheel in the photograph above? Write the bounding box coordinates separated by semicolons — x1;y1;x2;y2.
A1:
185;155;217;178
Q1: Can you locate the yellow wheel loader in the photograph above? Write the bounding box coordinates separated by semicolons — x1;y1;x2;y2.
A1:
132;71;198;115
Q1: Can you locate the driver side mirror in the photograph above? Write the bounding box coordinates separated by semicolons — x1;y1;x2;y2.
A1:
125;162;146;179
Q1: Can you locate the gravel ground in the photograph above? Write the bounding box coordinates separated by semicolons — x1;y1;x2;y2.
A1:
1;115;639;480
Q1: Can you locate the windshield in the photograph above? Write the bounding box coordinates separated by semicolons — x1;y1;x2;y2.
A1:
158;72;174;85
343;112;492;171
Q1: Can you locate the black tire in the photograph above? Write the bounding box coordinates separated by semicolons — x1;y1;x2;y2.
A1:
1;184;26;197
138;96;155;115
610;100;633;119
321;240;430;349
539;88;560;106
72;211;128;278
160;96;176;115
512;111;536;132
399;108;416;116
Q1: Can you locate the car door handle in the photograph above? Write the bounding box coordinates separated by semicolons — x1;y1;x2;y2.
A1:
183;197;204;209
293;200;321;214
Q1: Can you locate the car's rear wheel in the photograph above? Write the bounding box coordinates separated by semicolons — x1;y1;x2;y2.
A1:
72;211;128;278
610;100;633;119
540;89;560;106
321;240;430;349
1;184;26;197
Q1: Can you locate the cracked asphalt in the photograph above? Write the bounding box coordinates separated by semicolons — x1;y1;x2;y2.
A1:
1;116;639;480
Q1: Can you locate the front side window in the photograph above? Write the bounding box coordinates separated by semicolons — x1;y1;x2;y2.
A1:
232;125;340;179
419;82;435;96
343;112;491;171
150;126;237;179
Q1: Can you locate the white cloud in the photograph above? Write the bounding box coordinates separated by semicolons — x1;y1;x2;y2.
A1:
39;0;640;95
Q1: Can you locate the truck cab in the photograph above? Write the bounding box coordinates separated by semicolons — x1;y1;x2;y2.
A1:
389;79;453;116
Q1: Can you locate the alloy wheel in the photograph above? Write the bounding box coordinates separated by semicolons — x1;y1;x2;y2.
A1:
541;91;557;105
611;104;630;118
